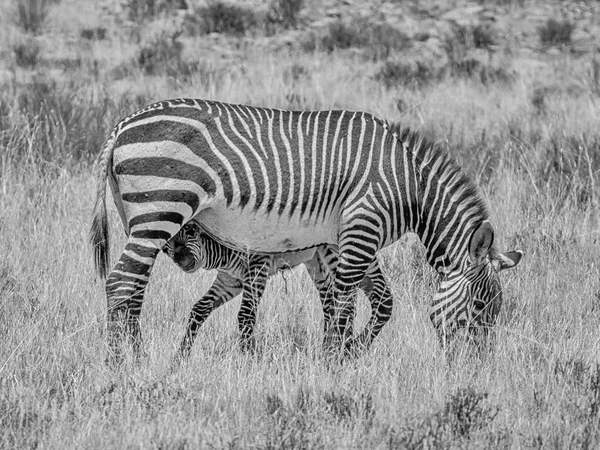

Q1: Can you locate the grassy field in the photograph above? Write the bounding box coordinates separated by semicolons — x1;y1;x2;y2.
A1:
1;0;600;448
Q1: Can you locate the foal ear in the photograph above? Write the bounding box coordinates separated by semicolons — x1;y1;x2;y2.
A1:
469;220;494;265
492;250;523;271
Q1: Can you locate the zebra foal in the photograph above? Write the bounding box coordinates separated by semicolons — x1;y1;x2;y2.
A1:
162;220;392;360
90;98;522;363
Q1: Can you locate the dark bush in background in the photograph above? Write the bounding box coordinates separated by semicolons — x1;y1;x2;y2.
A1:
304;18;409;60
125;0;188;22
539;18;575;47
267;0;305;30
12;38;41;69
183;2;259;36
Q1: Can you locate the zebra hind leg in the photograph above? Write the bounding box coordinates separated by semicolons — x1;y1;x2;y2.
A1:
105;239;160;365
176;271;243;363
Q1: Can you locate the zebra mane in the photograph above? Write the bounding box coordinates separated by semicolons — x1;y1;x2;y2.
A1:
384;120;492;261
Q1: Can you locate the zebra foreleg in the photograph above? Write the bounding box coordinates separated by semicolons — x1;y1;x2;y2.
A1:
177;271;242;362
238;260;269;352
326;211;382;355
105;240;160;365
351;258;393;352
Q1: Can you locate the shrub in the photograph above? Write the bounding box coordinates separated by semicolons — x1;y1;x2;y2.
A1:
134;31;213;84
137;31;183;75
80;27;107;41
304;18;409;60
539;18;575;47
375;59;439;88
472;23;498;49
125;0;188;22
441;22;516;84
267;0;304;30
13;38;41;68
183;2;259;36
14;0;54;34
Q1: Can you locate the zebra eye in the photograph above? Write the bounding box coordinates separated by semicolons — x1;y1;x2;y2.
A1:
474;300;485;310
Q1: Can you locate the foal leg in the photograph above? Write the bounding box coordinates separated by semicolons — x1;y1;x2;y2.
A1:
176;270;243;362
238;258;269;352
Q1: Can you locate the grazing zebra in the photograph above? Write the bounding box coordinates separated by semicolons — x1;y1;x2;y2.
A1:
90;98;522;362
162;220;392;360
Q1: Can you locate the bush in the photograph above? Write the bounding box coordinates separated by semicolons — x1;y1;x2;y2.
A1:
183;2;259;36
375;59;439;88
472;23;498;49
134;31;213;84
267;0;304;30
125;0;188;22
539;18;575;47
441;22;516;84
15;0;54;34
304;18;409;60
13;38;41;69
80;27;107;41
137;31;184;75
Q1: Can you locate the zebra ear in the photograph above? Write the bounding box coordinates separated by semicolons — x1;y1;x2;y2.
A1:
468;220;494;265
492;250;523;271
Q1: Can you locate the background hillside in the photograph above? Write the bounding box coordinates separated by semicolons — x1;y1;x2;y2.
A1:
1;0;600;448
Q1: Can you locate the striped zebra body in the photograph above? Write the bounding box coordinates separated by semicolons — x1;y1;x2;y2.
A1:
90;98;522;362
163;221;392;359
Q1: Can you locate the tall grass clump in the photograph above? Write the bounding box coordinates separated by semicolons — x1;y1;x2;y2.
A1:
0;77;148;169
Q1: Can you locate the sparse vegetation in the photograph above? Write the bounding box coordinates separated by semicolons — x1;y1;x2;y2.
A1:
2;0;600;448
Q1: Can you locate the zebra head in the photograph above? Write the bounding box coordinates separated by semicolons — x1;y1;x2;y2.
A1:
162;221;206;273
430;220;522;343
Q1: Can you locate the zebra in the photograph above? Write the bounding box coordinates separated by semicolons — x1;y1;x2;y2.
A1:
162;220;392;360
90;98;522;362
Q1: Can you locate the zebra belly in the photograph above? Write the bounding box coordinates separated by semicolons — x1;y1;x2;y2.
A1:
193;206;338;253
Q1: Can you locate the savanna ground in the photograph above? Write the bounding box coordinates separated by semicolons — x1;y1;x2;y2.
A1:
1;0;600;448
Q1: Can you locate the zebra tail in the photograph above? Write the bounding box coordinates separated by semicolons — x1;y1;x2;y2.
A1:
90;132;116;280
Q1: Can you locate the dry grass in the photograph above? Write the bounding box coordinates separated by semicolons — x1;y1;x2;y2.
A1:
1;0;600;448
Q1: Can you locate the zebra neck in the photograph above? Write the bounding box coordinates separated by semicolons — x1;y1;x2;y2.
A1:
409;143;489;274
